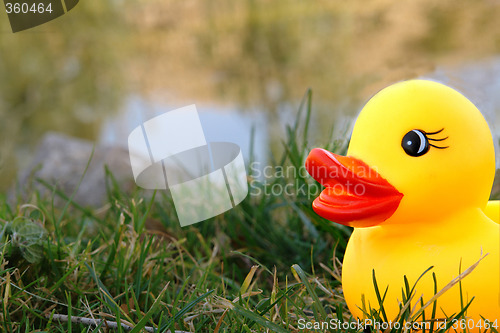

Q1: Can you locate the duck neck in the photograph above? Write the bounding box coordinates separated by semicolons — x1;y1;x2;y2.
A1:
370;207;486;239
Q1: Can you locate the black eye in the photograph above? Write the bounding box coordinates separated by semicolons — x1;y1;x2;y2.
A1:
402;130;429;157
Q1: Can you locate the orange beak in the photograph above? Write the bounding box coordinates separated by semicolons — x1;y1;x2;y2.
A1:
305;148;403;227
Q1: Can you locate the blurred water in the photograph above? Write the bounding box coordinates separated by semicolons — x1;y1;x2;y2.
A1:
102;55;500;172
99;96;269;170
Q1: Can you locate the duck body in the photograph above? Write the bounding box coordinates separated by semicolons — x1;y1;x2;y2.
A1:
344;209;499;323
305;80;500;327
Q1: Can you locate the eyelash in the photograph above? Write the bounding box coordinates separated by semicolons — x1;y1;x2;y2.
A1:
423;128;449;149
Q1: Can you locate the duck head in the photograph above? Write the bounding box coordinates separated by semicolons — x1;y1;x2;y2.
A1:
306;80;496;227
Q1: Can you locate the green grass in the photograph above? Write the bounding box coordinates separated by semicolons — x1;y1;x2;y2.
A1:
0;90;499;332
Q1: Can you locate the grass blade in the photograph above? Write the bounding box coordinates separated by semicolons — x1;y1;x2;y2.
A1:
291;264;327;320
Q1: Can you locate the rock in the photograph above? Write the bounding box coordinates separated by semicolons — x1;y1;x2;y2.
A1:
14;132;135;207
493;169;500;199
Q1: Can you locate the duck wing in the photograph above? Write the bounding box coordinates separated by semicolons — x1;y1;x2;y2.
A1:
484;200;499;223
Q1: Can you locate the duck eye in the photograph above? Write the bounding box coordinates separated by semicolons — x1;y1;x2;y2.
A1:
402;130;429;157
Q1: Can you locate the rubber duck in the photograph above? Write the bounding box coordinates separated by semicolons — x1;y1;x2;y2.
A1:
305;80;500;327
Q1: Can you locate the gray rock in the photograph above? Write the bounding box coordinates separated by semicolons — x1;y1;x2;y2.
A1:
15;132;135;207
493;169;500;199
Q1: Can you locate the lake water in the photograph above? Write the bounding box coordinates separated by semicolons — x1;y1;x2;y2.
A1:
99;96;269;169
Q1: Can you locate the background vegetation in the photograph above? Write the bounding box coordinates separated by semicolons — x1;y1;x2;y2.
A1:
1;95;499;332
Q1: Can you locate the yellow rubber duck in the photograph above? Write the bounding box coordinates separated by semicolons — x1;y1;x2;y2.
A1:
305;80;500;328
